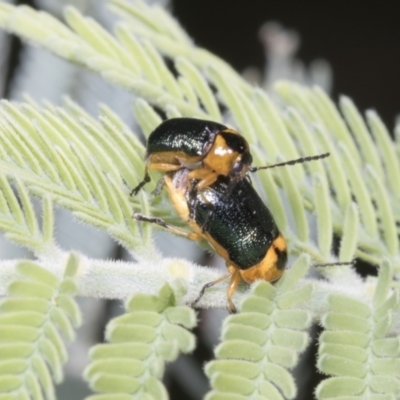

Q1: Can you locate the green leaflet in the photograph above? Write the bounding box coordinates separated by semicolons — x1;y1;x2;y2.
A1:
84;281;196;399
0;175;52;252
0;255;82;399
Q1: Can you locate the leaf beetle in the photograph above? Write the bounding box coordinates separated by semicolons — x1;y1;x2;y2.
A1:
131;118;252;195
135;165;354;312
131;118;330;198
135;168;287;312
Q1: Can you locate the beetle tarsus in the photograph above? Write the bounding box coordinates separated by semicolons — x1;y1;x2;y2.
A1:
151;177;166;196
130;173;151;196
191;273;232;310
190;282;211;308
134;214;168;229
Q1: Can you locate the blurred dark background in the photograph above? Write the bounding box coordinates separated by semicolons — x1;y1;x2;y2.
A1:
173;0;400;131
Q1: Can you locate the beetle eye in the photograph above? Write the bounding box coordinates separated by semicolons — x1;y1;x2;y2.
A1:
231;152;252;177
231;161;244;175
241;152;253;166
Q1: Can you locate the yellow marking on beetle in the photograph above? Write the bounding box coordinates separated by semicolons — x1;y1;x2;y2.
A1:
164;175;191;222
240;234;287;283
203;134;240;176
272;234;287;253
188;168;219;191
148;151;203;168
147;163;182;172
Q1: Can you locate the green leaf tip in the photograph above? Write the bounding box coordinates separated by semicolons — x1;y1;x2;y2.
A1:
0;174;52;251
338;202;359;262
64;252;80;278
328;294;371;319
126;279;189;313
373;260;392;308
314;173;333;257
316;376;366;398
274;253;311;292
17;260;59;288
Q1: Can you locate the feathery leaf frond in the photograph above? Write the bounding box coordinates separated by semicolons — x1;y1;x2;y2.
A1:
84;281;196;400
205;255;314;399
0;99;161;257
316;261;400;399
0;254;82;399
0;171;54;253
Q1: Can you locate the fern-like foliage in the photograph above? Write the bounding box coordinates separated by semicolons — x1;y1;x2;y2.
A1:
0;1;399;399
0;254;82;399
0;98;151;254
316;261;400;399
0;172;54;253
205;255;313;400
84;281;196;400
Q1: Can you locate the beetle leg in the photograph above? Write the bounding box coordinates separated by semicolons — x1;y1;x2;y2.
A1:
130;169;151;196
131;163;182;196
134;214;202;241
187;181;217;232
151;177;166;196
187;182;199;220
147;163;182;172
188;168;219;191
190;272;232;309
188;191;216;233
199;192;215;233
226;268;241;314
225;178;238;198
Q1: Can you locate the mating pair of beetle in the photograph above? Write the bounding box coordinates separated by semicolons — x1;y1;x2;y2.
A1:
132;118;329;312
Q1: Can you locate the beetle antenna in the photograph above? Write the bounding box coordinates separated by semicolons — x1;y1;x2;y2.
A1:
249;152;330;172
313;260;355;268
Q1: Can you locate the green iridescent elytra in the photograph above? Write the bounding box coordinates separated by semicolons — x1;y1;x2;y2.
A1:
167;168;287;273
